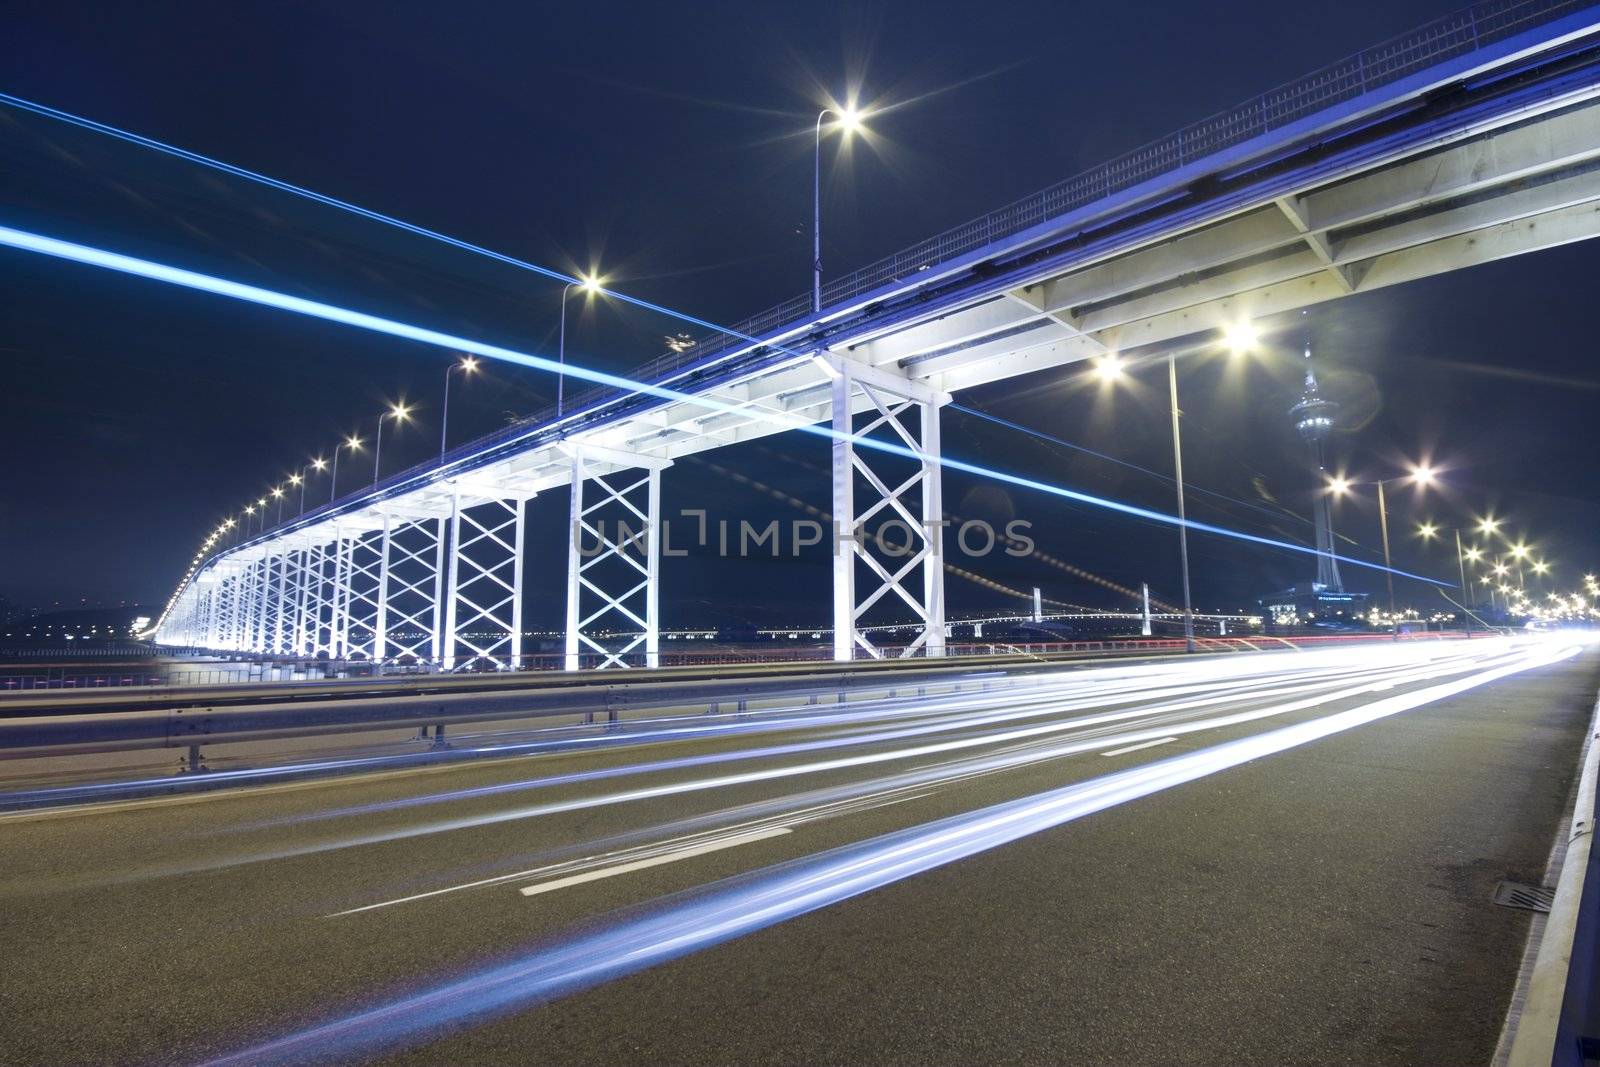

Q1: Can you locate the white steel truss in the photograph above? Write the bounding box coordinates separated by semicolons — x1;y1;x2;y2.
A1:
442;491;527;671
563;444;669;670
830;357;948;661
373;513;446;666
329;531;378;661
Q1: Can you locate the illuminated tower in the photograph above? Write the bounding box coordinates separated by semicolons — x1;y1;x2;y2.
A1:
1290;334;1343;592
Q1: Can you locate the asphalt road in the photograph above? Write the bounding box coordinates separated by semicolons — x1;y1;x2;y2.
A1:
0;636;1594;1066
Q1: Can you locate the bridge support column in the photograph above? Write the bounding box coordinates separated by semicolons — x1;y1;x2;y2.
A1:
827;356;949;661
441;488;529;672
563;443;670;671
270;552;288;654
340;529;383;664
291;543;312;657
370;511;446;670
373;514;392;666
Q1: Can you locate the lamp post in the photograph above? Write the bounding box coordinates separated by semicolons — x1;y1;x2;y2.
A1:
271;485;285;526
373;403;410;485
557;275;603;418
331;435;362;503
293;457;327;515
1090;324;1260;650
814;106;866;314
1166;355;1196;653
1328;464;1435;637
440;356;478;458
1418;522;1477;628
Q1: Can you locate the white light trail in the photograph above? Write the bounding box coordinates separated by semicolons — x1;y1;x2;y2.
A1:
201;639;1582;1066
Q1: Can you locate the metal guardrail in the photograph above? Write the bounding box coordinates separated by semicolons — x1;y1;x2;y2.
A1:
0;633;1500;810
0;631;1487;692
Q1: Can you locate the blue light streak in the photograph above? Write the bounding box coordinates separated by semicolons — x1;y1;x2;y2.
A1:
0;222;1446;584
201;638;1576;1066
0;91;797;368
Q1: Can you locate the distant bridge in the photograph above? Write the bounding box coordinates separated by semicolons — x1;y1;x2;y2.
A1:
151;0;1600;668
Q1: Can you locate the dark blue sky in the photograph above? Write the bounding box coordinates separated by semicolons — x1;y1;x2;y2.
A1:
1;0;1596;623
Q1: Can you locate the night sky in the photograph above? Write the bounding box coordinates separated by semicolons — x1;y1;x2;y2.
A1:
2;0;1596;626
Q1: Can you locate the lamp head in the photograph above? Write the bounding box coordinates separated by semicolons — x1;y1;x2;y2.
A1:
1093;353;1125;383
837;106;867;134
1223;320;1259;356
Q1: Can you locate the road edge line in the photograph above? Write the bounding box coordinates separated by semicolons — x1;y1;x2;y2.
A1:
1504;686;1600;1067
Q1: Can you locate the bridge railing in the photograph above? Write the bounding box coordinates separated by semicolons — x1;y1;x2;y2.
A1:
648;0;1586;374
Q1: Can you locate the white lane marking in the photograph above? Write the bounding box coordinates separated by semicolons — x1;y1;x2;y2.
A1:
1101;737;1177;757
519;827;791;897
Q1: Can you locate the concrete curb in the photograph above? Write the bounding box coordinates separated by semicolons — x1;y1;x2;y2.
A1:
1506;689;1600;1067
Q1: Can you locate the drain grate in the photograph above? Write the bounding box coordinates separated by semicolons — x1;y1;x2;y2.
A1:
1493;880;1556;913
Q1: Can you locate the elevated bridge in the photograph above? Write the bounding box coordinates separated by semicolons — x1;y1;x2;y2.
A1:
150;0;1600;668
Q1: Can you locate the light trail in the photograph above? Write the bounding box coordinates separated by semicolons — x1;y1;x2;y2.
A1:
0;91;795;373
158;642;1525;877
0;223;1449;586
201;638;1581;1066
273;644;1449;827
318;646;1519;915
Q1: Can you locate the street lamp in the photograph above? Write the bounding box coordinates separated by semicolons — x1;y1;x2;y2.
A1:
814;104;869;314
558;273;604;418
331;435;362;502
1327;463;1435;636
441;356;479;458
1093;353;1126;383
1223;320;1260;356
1095;322;1273;650
373;403;410;484
271;485;285;525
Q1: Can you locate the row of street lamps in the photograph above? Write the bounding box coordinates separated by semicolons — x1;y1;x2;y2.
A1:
1086;324;1572;638
181;102;870;582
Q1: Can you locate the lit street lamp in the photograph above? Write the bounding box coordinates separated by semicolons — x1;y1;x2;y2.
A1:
440;356;479;458
331;435;362;502
294;456;327;515
1328;463;1435;636
557;274;604;418
814;105;867;314
373;403;410;485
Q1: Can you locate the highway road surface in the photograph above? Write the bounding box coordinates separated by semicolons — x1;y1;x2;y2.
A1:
0;635;1595;1066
